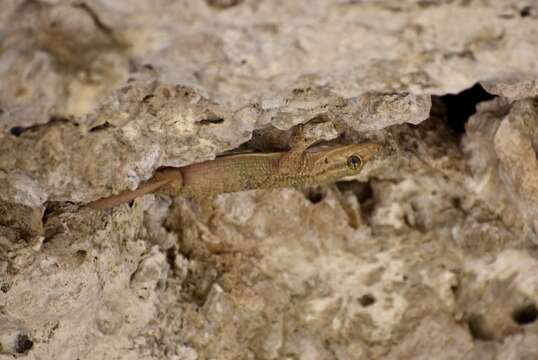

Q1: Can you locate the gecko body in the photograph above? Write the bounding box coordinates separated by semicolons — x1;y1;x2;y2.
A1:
88;135;381;209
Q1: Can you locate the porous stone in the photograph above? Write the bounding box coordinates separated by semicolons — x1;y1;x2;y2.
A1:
1;1;538;359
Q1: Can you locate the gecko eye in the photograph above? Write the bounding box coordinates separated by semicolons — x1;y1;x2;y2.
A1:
347;155;363;170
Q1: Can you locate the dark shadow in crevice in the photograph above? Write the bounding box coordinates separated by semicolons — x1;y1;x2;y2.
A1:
358;293;376;307
198;116;225;125
336;180;373;202
305;188;326;204
336;180;375;221
89;122;113;132
165;247;178;276
467;314;494;341
9;116;77;137
519;5;537;18
433;83;496;135
14;334;33;354
512;303;538;325
9;126;26;137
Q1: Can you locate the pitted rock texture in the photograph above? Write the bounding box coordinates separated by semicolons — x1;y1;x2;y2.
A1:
1;1;538;360
464;98;538;243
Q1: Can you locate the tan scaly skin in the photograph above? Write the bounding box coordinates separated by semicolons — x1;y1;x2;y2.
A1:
87;135;381;209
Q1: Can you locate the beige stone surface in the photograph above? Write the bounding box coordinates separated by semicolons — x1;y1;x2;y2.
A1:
1;1;538;359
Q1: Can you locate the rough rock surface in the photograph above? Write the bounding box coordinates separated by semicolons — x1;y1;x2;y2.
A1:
1;1;538;359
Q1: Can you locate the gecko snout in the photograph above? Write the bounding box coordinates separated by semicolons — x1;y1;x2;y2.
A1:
358;142;382;163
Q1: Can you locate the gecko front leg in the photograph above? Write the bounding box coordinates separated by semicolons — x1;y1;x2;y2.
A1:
277;124;321;173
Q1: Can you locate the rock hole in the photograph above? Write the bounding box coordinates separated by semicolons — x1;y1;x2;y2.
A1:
142;94;155;103
166;247;177;273
42;201;64;226
14;334;33;353
10;117;76;137
206;0;243;9
358;294;376;307
74;250;88;262
198;117;225;125
451;197;462;209
305;188;325;204
89;122;112;132
520;6;534;17
43;205;65;243
434;83;496;134
10;126;26;137
450;283;459;296
512;303;538;325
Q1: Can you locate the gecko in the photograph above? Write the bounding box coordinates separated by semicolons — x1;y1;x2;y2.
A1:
87;129;381;209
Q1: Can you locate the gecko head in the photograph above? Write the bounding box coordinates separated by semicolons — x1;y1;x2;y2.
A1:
310;142;381;182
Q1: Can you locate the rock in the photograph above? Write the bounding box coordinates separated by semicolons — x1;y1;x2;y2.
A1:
0;316;33;355
464;97;538;243
1;1;538;359
481;74;538;100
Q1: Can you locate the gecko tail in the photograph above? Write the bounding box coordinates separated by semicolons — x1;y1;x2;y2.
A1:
86;179;171;209
87;168;182;209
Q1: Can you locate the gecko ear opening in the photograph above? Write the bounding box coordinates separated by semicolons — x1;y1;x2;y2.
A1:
346;155;363;170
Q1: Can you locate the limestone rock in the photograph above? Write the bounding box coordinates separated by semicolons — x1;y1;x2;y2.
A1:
1;1;538;359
